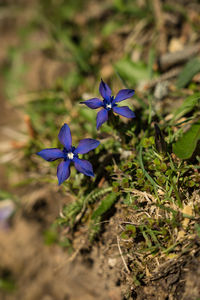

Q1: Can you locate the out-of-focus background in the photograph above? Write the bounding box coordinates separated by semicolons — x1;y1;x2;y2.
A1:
0;0;200;299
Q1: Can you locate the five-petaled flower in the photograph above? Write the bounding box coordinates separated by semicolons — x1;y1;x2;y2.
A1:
81;79;135;129
37;124;100;185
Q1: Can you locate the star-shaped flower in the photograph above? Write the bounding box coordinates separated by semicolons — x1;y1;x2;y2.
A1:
37;124;100;185
81;79;135;129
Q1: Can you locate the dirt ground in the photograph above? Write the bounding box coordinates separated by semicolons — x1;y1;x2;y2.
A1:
0;187;121;300
0;1;200;300
1;185;200;300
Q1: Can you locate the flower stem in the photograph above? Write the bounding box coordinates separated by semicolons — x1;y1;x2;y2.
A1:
108;111;125;144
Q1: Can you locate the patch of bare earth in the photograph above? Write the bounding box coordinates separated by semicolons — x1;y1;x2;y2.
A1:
1;192;200;299
0;187;122;300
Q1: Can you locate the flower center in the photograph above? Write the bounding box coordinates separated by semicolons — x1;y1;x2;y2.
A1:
106;103;112;109
67;152;74;160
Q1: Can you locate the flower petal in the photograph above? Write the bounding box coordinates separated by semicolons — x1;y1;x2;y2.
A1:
57;160;71;185
81;98;103;109
74;158;94;177
74;139;100;154
37;148;64;161
96;109;108;130
113;106;135;118
0;201;14;223
58;123;72;151
99;79;112;100
114;89;135;103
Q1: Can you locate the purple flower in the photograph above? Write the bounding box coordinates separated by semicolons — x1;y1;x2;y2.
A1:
0;200;15;230
37;124;100;185
81;79;135;129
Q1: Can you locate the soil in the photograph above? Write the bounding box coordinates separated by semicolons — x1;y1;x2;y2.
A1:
0;187;120;300
0;1;200;299
1;189;200;300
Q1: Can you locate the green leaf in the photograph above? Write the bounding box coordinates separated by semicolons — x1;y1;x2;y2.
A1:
138;145;158;189
148;48;156;80
195;224;200;238
0;278;15;292
113;0;150;18
176;58;200;88
121;224;136;239
171;93;200;122
102;20;122;36
115;59;153;85
91;193;117;220
173;121;200;159
44;229;58;245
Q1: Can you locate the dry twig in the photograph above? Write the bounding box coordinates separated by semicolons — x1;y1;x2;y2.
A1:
158;43;200;71
153;0;168;54
117;235;130;274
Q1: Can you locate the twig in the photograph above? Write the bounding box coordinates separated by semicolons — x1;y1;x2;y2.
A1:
143;66;182;90
153;0;167;54
24;115;37;139
158;43;200;71
117;235;130;274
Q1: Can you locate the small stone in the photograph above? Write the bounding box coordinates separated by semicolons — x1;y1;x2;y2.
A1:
154;81;169;100
108;258;117;268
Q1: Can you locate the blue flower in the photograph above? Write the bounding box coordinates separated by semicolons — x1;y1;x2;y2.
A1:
81;79;135;129
0;200;15;229
37;124;100;185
